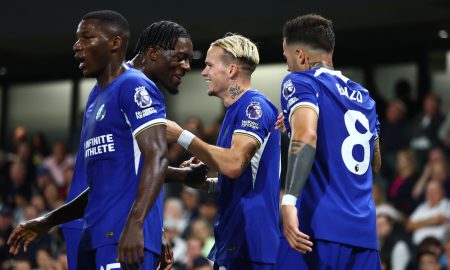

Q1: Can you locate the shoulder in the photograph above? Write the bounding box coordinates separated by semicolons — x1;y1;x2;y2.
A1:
241;92;276;119
120;70;161;96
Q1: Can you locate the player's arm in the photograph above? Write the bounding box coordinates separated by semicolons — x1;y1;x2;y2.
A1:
167;120;258;179
8;188;89;254
117;124;168;268
372;138;381;173
281;107;317;254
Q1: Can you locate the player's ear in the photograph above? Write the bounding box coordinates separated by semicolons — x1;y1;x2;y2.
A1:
147;48;160;61
110;36;123;52
228;64;239;79
297;49;306;65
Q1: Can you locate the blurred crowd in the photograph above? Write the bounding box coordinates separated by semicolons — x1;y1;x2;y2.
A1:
1;80;450;270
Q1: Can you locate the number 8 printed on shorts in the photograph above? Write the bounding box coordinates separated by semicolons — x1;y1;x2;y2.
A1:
341;110;372;175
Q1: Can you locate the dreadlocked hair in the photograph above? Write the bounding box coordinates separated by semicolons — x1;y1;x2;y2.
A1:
134;21;190;55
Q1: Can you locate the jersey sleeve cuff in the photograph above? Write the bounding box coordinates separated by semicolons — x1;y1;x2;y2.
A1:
289;102;319;122
281;194;298;206
133;118;167;137
233;129;263;146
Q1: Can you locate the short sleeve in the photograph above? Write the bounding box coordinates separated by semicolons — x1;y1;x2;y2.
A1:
281;73;320;122
233;98;274;146
119;77;166;137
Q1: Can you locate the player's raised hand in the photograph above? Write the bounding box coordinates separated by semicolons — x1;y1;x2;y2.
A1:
157;233;174;270
166;120;184;143
7;217;52;255
281;205;313;254
117;219;144;270
275;112;286;133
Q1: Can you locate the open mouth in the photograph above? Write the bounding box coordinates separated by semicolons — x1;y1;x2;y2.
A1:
74;55;85;69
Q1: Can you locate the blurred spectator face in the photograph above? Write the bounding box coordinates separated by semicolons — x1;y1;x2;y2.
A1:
199;202;218;222
187;237;203;259
426;181;444;207
191;219;212;242
164;198;184;220
181;187;199;211
52;142;67;164
64;165;74;187
24;206;38;221
9;162;26;185
163;218;180;239
14;260;32;270
31;195;46;214
428;148;446;164
376;215;393;239
396;150;416;176
44;183;60;208
13;126;27;146
430;162;448;183
423;94;441;117
36;170;51;191
386;100;406;124
418;253;441;270
36;249;54;270
0;211;13;230
17;143;31;161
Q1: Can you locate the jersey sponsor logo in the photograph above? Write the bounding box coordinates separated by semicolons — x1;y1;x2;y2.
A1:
135;107;157;119
287;97;299;109
241;120;259;129
246;101;262;120
134;86;152;108
84;134;116;158
96;104;106;121
336;83;362;103
282;79;295;100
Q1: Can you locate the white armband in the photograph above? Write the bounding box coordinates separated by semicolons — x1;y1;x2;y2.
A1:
177;130;196;150
281;194;298;206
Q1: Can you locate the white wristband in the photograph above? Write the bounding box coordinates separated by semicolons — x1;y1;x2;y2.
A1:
177;130;196;150
281;194;297;206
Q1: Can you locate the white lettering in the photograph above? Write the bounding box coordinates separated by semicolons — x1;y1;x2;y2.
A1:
336;83;362;103
84;134;116;158
135;107;157;119
241;120;259;129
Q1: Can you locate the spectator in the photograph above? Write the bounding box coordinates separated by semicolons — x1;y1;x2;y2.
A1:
380;99;409;179
190;218;215;257
377;213;411;270
30;132;49;167
192;256;213;270
394;79;417;120
417;249;442;270
410;93;445;164
164;197;188;234
389;149;420;215
13;256;33;270
413;148;449;202
164;218;187;270
185;236;204;270
35;246;54;270
41;142;74;188
407;181;450;245
10;126;27;153
4;161;31;207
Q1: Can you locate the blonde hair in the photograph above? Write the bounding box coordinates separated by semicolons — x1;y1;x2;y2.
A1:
211;33;259;73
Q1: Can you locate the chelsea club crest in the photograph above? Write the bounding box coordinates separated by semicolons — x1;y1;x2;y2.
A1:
96;104;106;121
246;101;262;120
282;79;295;100
134;86;152;108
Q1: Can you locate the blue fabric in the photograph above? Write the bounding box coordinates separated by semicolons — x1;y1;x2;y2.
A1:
208;90;281;265
280;68;379;250
62;227;82;270
275;238;381;270
80;68;164;253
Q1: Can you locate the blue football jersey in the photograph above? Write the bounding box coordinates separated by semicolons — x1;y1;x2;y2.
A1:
79;68;164;253
280;67;380;250
61;87;99;230
208;90;281;264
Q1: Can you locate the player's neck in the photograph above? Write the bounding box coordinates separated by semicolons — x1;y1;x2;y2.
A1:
97;62;127;89
223;81;251;107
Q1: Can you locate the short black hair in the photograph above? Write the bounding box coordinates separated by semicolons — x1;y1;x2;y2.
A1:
283;14;335;53
82;10;130;41
134;20;190;55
